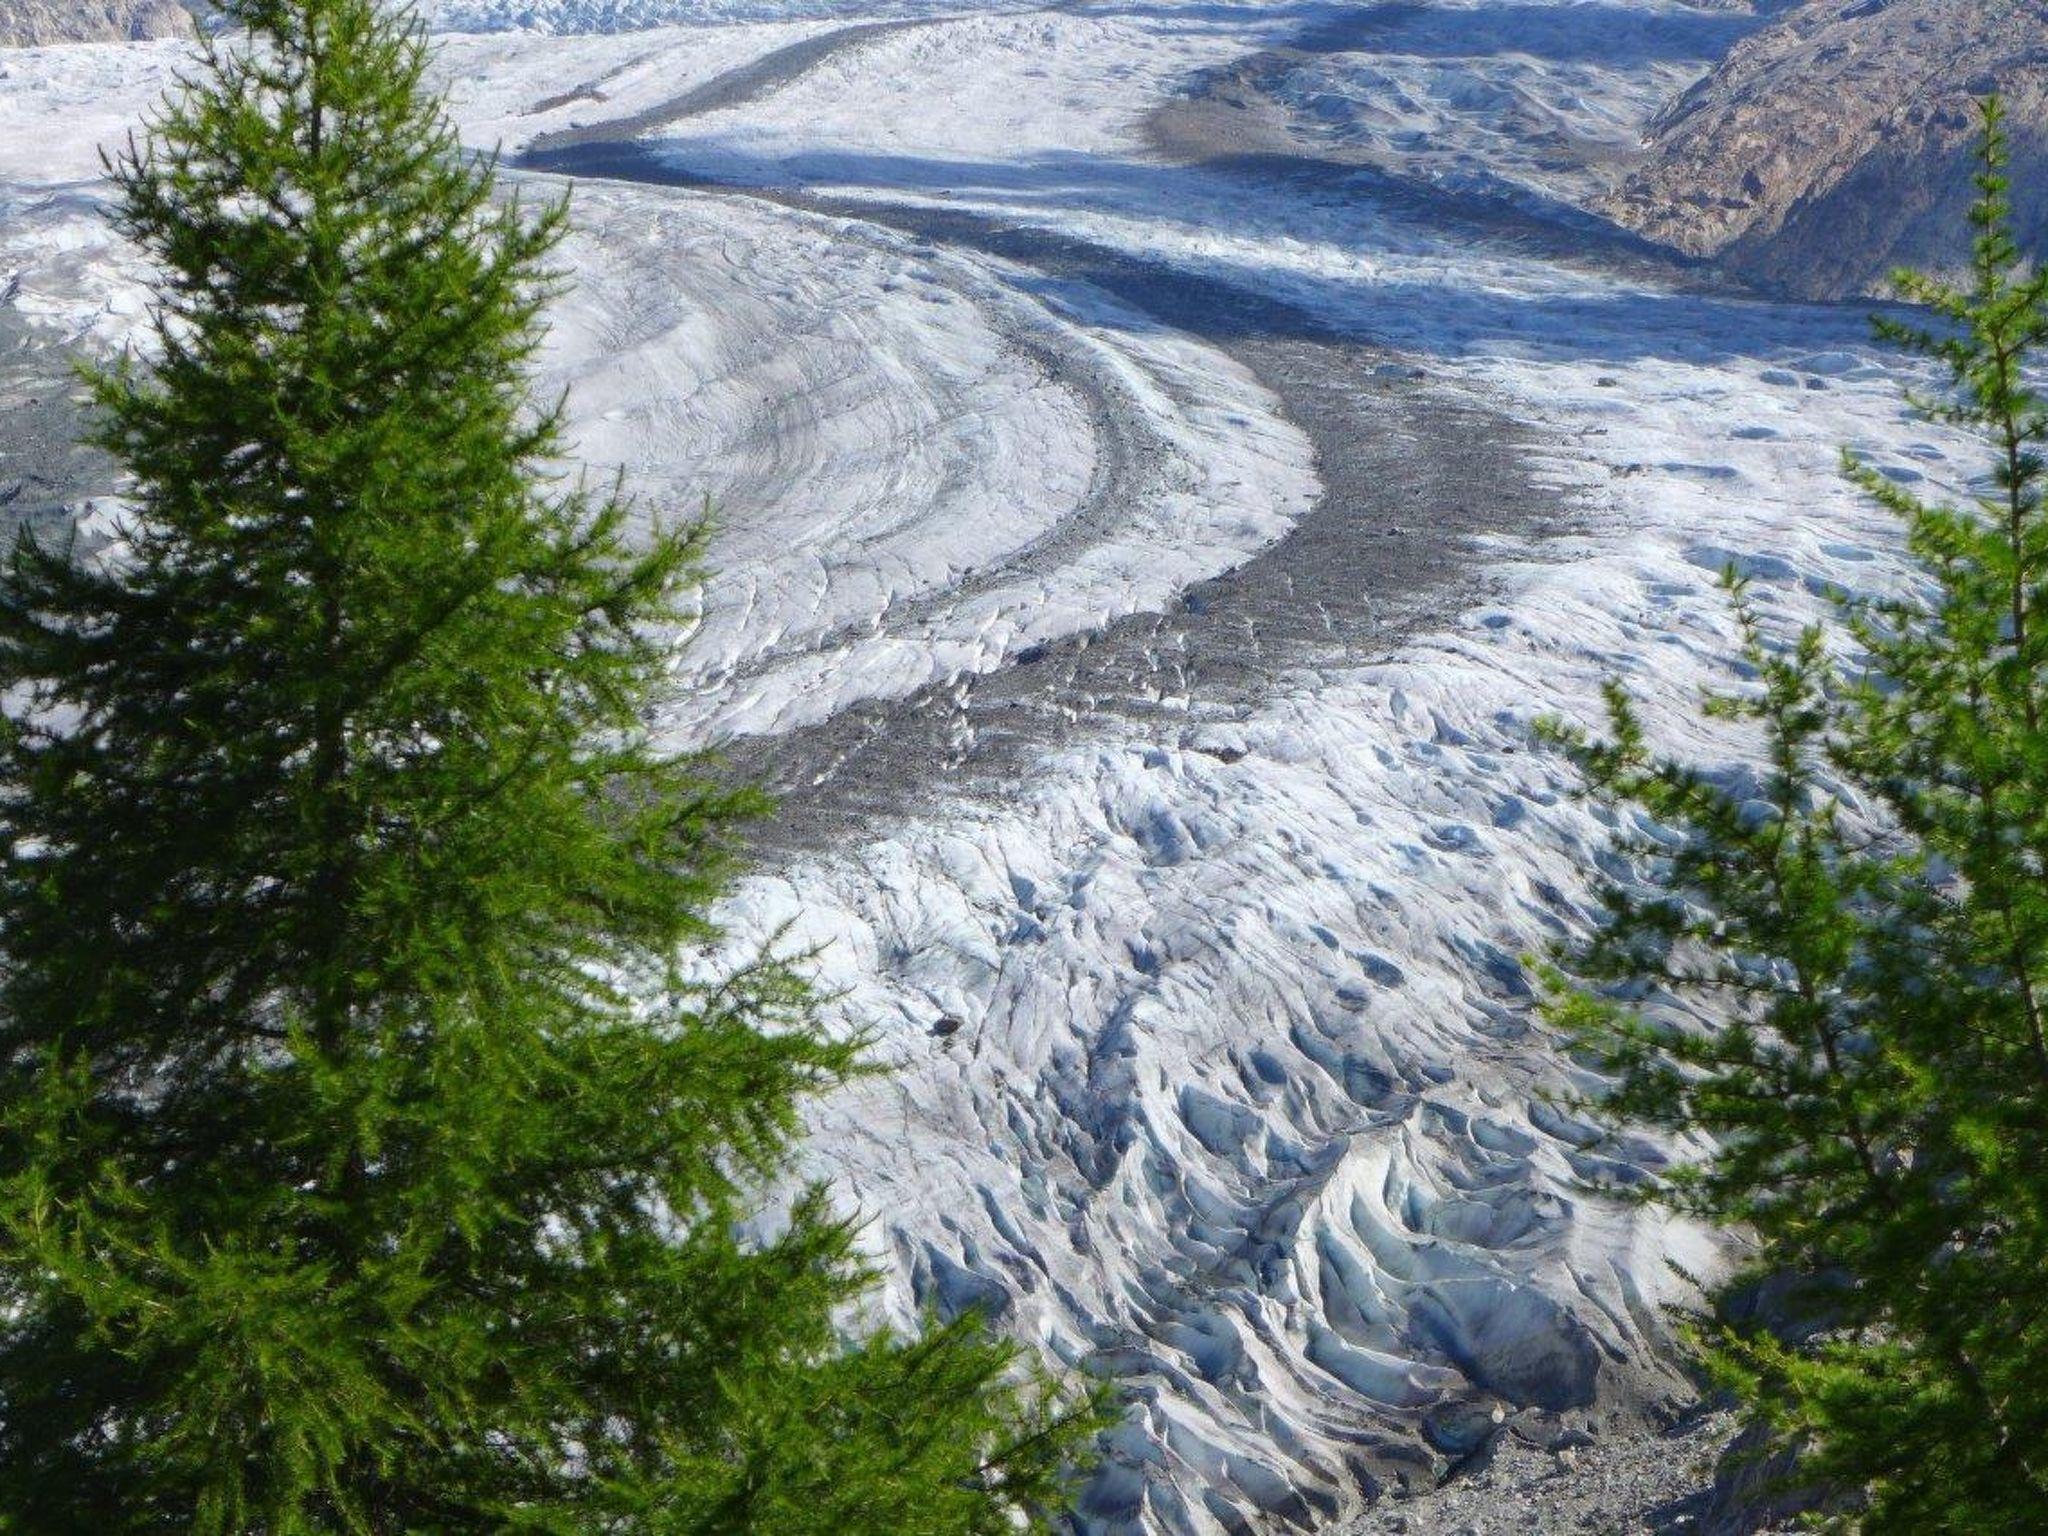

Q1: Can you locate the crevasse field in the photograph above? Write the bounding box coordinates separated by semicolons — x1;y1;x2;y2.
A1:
0;1;1966;1531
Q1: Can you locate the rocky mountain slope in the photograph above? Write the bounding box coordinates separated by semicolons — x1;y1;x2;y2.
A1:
1602;0;2048;300
0;0;193;46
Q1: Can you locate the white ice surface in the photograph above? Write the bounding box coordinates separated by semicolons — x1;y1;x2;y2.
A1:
644;6;1302;180
439;22;845;150
720;313;1951;1534
1;31;1316;741
0;3;1971;1532
417;0;1043;39
620;2;1961;1529
539;180;1311;739
1264;0;1760;206
0;24;849;183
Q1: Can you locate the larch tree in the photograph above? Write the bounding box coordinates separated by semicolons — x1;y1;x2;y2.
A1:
1544;100;2048;1532
0;0;1096;1529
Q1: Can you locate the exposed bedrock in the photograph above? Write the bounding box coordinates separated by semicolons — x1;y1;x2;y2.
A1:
1180;0;2047;304
0;0;194;46
1603;0;2048;299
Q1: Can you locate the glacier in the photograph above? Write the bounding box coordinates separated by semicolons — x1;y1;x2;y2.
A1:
0;2;1969;1531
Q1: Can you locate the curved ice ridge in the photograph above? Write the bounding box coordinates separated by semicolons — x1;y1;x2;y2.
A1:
533;177;1313;743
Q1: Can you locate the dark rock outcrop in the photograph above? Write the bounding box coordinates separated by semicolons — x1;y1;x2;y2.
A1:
1603;0;2048;299
0;0;194;46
